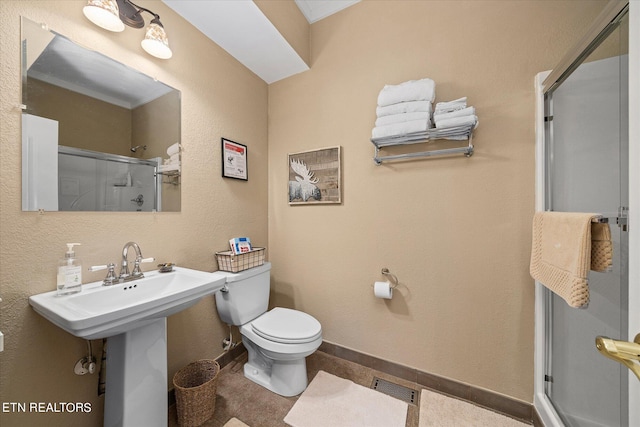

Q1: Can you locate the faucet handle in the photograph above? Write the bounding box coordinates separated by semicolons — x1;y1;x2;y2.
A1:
89;263;118;286
131;257;155;278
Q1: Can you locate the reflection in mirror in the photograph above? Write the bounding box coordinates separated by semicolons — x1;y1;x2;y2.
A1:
21;16;181;212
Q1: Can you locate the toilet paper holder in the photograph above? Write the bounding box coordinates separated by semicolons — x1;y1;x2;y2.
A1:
381;268;399;289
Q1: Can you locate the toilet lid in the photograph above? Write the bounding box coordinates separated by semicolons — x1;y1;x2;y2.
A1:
251;307;322;344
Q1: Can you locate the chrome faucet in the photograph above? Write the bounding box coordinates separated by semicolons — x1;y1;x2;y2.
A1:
120;241;149;281
88;242;155;286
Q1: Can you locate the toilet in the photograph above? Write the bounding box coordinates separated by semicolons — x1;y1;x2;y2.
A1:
215;262;322;396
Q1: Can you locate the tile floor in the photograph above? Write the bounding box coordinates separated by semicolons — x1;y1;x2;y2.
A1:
168;350;527;427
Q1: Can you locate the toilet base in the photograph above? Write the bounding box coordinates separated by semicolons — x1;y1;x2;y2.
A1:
242;338;309;397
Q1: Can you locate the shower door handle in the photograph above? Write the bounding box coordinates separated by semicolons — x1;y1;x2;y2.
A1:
595;334;640;380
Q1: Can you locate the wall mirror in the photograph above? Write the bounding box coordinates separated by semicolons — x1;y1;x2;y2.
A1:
21;16;181;212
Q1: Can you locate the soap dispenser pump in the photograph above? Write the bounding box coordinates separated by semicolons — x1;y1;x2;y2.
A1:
57;243;82;296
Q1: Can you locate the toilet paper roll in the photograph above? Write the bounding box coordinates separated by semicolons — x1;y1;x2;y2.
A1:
374;281;393;299
166;142;180;157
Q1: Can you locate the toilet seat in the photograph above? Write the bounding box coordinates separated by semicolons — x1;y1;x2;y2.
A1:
251;307;322;344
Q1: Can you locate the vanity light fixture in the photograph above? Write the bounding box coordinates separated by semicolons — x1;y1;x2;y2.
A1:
83;0;125;32
140;17;172;59
83;0;173;59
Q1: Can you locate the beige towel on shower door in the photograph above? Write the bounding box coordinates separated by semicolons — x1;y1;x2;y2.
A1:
591;222;614;272
529;211;603;308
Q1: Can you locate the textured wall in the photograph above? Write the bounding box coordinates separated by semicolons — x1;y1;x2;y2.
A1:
267;0;607;403
0;1;267;426
25;78;134;156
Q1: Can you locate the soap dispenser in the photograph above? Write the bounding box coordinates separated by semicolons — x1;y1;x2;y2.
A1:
57;243;82;296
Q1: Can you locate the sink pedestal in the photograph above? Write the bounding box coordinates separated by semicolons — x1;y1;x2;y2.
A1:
105;318;168;427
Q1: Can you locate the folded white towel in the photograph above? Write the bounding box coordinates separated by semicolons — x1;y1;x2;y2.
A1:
434;97;467;114
435;115;478;129
166;142;180;157
158;163;180;173
376;100;432;117
433;106;476;124
372;119;430;139
377;79;436;107
375;112;431;127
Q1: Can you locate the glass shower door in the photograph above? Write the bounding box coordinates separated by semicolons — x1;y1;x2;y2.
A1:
544;11;629;427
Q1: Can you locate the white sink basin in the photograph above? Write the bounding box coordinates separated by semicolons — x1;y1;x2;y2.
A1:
29;266;227;339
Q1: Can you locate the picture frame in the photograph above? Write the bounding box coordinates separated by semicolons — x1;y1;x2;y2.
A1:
221;138;248;181
288;146;341;205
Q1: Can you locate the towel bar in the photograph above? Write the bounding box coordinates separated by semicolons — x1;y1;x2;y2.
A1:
591;215;622;224
592;215;629;231
545;212;628;230
371;124;475;164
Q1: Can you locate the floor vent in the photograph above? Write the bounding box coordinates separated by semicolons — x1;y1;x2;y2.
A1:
371;377;419;405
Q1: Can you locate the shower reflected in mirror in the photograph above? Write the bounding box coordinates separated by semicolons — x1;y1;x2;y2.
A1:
21;16;181;212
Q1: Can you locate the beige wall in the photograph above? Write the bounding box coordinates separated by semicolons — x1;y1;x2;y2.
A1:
0;1;267;426
0;0;610;425
26;79;181;160
26;78;133;156
267;0;607;404
133;91;182;211
132;90;181;159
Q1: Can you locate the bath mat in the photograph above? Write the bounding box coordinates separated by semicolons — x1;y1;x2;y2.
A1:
223;417;250;427
284;370;408;427
418;389;527;427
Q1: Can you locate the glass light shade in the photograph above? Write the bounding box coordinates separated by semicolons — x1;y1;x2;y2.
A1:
83;0;125;32
141;22;172;59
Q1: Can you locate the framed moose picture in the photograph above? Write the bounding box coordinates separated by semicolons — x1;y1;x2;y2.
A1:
288;146;341;205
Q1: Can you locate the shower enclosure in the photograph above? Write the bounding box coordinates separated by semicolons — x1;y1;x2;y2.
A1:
58;147;160;212
535;2;639;426
21;113;164;212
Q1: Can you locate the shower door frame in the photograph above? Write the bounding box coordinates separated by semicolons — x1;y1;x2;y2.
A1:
58;146;160;212
534;1;639;426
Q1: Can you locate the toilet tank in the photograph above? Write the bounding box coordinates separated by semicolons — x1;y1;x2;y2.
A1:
215;262;271;325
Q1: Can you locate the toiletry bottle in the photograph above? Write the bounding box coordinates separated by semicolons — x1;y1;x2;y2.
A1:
57;243;82;296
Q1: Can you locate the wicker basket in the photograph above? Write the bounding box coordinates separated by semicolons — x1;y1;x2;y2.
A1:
173;359;220;427
215;247;265;273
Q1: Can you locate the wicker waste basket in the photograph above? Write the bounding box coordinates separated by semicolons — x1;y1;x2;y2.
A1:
173;359;220;427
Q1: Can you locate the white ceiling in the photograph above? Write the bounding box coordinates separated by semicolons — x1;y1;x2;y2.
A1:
28;34;173;109
163;0;308;84
162;0;361;83
26;1;360;109
294;0;361;24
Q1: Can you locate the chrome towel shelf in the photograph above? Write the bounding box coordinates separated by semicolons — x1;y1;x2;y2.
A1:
371;124;474;165
155;170;180;186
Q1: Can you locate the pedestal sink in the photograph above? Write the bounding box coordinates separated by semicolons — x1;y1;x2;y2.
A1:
29;267;227;427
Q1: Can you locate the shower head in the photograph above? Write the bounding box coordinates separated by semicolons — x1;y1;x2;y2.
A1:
131;145;147;152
